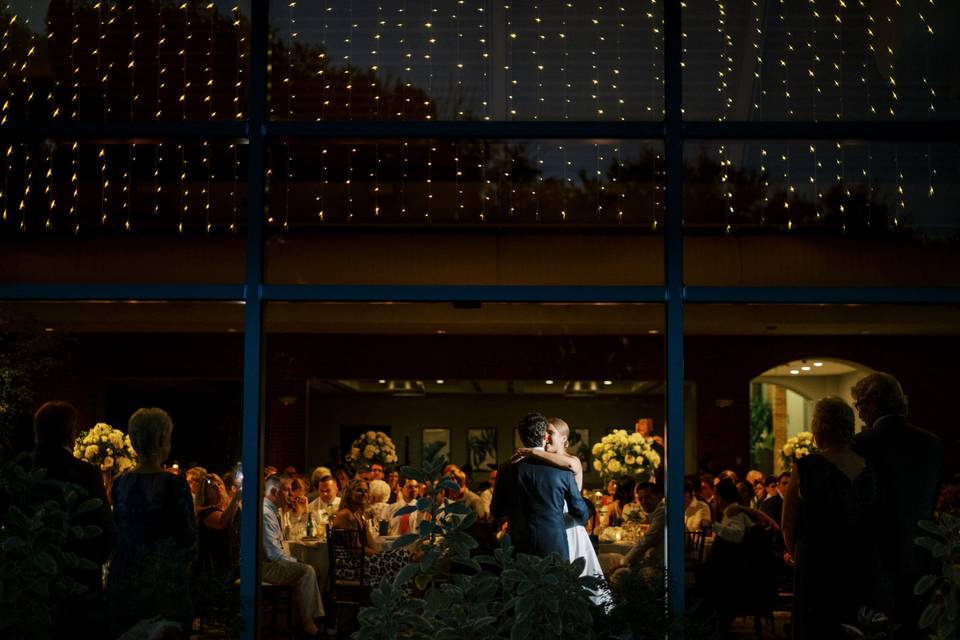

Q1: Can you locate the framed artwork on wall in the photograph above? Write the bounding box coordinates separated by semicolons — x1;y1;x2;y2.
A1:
422;428;450;465
467;428;497;471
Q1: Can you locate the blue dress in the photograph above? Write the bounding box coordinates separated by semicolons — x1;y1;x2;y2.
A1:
107;472;197;630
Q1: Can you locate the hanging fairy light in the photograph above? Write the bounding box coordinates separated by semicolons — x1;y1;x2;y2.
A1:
95;0;109;226
316;0;329;220
153;0;167;221
1;8;14;128
202;0;217;233
178;0;193;233
894;150;903;227
532;2;542;120
343;0;354;117
346;146;354;222
595;143;604;218
718;1;731;232
650;0;661;117
592;1;602;118
230;0;243;233
751;0;765;226
920;0;935;201
372;3;382;217
454;142;463;220
68;0;78;233
479;0;489;120
44;3;58;230
282;0;297;231
505;4;515;118
19;144;32;231
23;9;36;119
425;0;435;219
809;0;819;218
833;0;843;120
453;0;463;118
614;144;623;221
124;0;140;232
614;2;624;120
836;141;845;232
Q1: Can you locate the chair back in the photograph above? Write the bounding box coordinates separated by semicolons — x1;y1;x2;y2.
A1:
685;529;707;566
326;526;368;606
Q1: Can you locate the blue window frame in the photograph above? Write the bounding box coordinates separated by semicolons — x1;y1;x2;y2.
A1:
2;1;959;636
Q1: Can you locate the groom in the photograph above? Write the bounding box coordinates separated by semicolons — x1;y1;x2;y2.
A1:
490;412;590;561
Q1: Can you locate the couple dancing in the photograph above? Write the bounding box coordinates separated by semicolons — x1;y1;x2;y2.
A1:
490;413;606;604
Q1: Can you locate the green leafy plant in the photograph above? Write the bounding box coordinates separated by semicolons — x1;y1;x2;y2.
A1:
749;396;774;469
354;451;605;640
914;512;960;639
0;454;104;640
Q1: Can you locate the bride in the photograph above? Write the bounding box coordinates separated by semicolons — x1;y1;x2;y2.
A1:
514;417;608;605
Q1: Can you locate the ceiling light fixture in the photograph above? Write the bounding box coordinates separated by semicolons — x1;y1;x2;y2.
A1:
801;366;811;371
602;380;613;386
813;362;823;367
436;379;445;384
545;380;555;385
790;369;800;375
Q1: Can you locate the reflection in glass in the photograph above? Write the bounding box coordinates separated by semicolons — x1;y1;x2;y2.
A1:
683;1;958;120
0;141;247;235
268;0;663;121
0;1;250;123
266;140;664;226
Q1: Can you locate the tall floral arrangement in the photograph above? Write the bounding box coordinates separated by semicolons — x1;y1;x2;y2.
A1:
591;429;661;482
781;431;818;468
346;430;398;469
73;422;137;475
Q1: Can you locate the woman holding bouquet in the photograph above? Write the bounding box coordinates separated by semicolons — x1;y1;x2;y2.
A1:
781;397;887;639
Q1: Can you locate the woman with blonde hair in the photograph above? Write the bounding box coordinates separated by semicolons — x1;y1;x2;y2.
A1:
196;472;242;577
107;408;197;633
513;417;607;604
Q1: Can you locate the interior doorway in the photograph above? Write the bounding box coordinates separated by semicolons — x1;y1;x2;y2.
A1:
749;358;873;475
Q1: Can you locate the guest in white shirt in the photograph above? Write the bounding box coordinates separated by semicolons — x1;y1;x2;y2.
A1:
261;475;325;636
707;478;755;543
684;479;712;531
388;477;421;535
307;475;340;519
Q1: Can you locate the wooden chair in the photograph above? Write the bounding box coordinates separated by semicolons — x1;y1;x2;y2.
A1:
260;582;294;638
326;527;370;633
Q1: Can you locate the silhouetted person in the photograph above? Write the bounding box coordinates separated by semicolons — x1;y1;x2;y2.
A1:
851;373;943;638
29;401;115;637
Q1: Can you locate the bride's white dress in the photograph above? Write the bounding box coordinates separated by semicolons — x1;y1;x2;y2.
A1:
564;504;608;606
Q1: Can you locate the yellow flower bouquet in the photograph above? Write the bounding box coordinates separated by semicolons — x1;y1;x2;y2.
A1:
781;431;818;468
73;422;138;475
345;430;398;469
591;429;661;482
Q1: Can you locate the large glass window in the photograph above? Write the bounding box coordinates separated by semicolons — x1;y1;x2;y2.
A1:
683;141;960;286
267;0;664;121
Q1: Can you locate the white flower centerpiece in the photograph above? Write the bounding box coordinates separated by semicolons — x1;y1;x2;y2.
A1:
345;430;398;470
591;429;661;482
781;431;818;468
73;422;138;477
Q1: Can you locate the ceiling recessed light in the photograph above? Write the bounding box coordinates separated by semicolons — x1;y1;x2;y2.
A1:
545;379;555;385
789;369;800;375
602;380;613;386
647;329;659;335
801;366;811;371
813;362;823;367
435;329;446;334
436;379;445;384
44;327;54;332
377;379;386;384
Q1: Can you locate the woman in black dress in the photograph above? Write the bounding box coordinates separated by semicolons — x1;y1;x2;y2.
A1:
782;397;889;639
107;408;197;634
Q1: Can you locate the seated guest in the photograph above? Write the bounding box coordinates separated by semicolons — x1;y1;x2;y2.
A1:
196;472;242;578
261;475;325;636
107;408;197;634
698;473;717;520
620;480;644;522
331;464;352;492
185;466;208;509
283;475;310;536
307;475;340;518
386;468;401;504
736;481;755;509
613;482;665;579
365;463;385;482
29;401;116;636
479;468;498;515
306;466;332;502
684;478;712;531
759;475;784;524
745;469;764;508
365;479;393;524
442;463;487;520
611;477;637;525
388;477;420;535
708;478;755;543
332;478;412;586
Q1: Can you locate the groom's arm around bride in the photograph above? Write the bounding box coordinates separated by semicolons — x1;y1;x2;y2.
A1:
491;413;590;562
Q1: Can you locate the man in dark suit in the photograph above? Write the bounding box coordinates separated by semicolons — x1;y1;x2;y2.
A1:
851;373;943;639
759;473;786;525
491;412;589;561
29;401;116;636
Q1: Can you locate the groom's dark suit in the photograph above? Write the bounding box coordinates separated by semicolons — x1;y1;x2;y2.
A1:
490;456;589;561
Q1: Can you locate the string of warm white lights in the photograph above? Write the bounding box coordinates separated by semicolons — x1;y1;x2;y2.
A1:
316;0;329;221
179;0;192;233
124;0;138;232
43;0;56;230
505;3;514;118
346;145;353;222
230;0;243;233
718;1;730;232
479;0;489;120
454;142;462;220
592;1;602;118
834;0;843;120
202;0;215;233
24;8;35;119
808;0;819;219
283;0;296;231
96;1;108;226
154;1;166;220
614;2;624;120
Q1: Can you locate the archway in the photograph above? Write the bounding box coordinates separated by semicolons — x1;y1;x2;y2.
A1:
748;358;875;475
